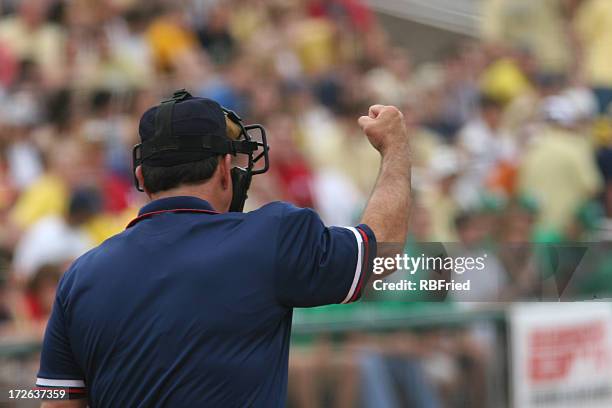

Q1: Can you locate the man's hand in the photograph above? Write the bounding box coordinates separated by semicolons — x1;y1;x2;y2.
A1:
359;104;411;278
358;105;409;156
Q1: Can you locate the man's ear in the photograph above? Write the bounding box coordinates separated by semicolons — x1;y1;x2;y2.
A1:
220;154;232;190
135;165;145;190
135;165;152;197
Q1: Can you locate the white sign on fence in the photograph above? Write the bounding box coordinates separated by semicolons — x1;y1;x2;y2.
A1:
510;303;612;408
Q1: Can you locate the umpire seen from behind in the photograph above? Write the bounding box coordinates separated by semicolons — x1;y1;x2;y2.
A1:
37;89;411;407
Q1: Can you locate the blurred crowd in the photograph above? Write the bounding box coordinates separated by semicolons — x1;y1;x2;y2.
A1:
0;0;611;406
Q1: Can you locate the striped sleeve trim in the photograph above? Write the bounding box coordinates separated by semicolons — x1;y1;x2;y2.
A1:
350;227;371;302
341;227;364;303
36;378;86;388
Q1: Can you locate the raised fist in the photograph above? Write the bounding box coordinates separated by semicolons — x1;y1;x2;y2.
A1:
358;105;409;156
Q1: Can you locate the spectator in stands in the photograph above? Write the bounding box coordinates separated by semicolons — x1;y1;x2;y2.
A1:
595;119;612;241
365;47;414;106
481;0;572;74
455;94;517;208
451;209;508;302
263;113;315;209
196;2;235;65
421;147;460;242
574;0;612;112
0;0;66;87
16;263;62;326
519;94;603;234
11;187;100;285
8;139;85;235
497;196;541;300
1;88;44;192
427;47;479;139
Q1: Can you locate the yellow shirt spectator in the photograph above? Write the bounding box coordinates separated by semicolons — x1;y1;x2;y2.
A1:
481;0;571;72
518;126;603;232
574;0;612;87
422;189;458;242
84;206;138;245
0;16;65;84
293;18;336;75
146;16;197;71
10;174;68;229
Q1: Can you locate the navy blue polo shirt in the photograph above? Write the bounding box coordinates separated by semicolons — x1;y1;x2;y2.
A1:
37;196;376;407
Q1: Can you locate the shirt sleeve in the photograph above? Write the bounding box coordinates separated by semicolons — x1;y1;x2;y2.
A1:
36;293;87;396
274;204;376;307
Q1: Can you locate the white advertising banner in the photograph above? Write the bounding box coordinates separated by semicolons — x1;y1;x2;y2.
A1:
510;303;612;408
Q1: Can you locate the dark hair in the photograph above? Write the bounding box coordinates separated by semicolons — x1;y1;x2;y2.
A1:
91;89;113;112
142;156;220;193
68;187;102;223
46;88;72;128
479;94;504;110
454;211;477;230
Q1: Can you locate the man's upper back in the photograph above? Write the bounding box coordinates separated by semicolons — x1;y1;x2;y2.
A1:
37;196;375;407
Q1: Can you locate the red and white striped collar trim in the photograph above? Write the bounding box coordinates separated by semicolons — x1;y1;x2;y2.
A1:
126;208;219;229
127;196;220;229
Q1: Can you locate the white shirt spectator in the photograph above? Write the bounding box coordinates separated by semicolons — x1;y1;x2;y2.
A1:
13;215;94;279
455;117;516;207
312;169;363;227
7;141;42;190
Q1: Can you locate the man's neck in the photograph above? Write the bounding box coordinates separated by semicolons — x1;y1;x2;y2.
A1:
150;185;223;212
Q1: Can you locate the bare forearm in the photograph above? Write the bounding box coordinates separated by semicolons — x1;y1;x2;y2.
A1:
361;147;411;246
